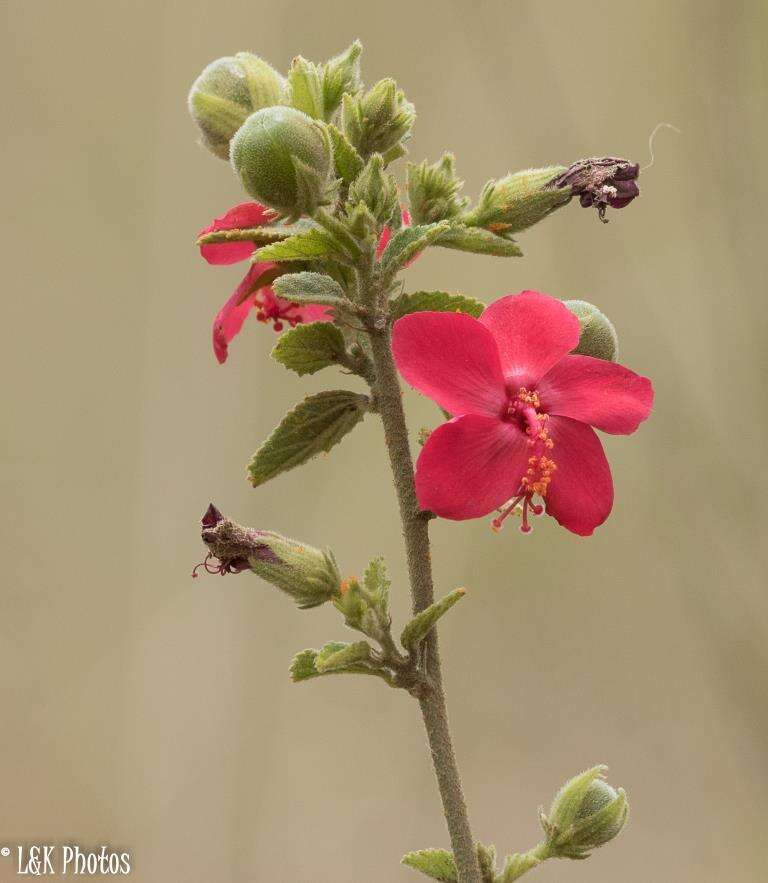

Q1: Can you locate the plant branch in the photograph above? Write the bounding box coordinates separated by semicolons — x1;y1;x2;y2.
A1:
368;324;482;883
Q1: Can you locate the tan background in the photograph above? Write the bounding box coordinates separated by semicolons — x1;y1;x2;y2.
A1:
2;1;766;880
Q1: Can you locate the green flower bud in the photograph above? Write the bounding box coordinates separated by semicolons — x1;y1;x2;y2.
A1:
347;154;399;224
541;766;629;859
342;78;415;159
463;166;571;236
563;299;619;362
230;106;335;220
187;53;285;160
197;504;341;609
407;153;468;224
322;40;363;119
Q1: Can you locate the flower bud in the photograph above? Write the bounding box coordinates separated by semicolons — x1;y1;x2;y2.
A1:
407;153;468;224
342;78;415;159
548;157;640;222
563;299;619;362
541;766;629;859
348;154;399;225
197;504;342;608
463;167;571;236
230;106;335;220
188;53;286;160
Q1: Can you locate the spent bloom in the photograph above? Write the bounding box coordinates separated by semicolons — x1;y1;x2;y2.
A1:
392;290;653;536
198;202;332;363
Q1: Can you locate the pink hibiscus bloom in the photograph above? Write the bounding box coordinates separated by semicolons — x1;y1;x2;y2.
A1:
198;202;332;363
392;290;653;536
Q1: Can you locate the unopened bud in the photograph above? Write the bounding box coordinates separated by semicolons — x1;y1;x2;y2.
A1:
188;53;285;160
342;78;415;159
230;106;335;220
407;153;468;224
541;766;629;859
548;157;640;222
196;504;342;608
563;299;619;362
348;154;399;225
322;40;363;119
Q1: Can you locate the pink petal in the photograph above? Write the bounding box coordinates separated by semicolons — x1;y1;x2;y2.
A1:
392;312;508;417
415;415;531;519
479;290;581;388
543;416;614;536
375;208;413;260
211;264;265;363
199;202;275;265
537;354;653;434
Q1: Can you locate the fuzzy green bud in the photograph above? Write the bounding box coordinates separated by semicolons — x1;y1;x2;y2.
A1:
230;106;335;220
198;504;341;609
407;153;468;224
322;40;363;119
188;53;285;160
563;299;619;362
348;154;399;225
463;166;571;237
541;766;629;859
342;78;415;160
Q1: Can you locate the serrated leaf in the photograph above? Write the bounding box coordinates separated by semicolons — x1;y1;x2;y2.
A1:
400;588;466;650
390;290;486;321
402;849;457;882
434;225;523;257
363;557;390;618
315;640;373;672
254;228;351;264
248;391;368;487
271;323;347;377
272;271;346;306
379;221;451;278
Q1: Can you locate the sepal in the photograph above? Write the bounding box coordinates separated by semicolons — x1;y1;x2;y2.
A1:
287;55;325;119
400;588;466;651
562;299;619;362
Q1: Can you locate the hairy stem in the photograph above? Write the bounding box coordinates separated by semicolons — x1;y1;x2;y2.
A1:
368;326;482;883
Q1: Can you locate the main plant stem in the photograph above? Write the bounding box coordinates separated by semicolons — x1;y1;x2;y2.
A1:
369;326;482;883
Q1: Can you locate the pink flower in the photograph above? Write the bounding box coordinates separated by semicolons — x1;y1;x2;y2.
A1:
199;202;332;363
392;290;653;536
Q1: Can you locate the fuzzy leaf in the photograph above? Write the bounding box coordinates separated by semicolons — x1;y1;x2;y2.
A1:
475;843;497;882
322;41;363;119
254;228;351;264
290;644;382;682
402;849;457;882
363;557;390;618
434;226;523;257
329;124;365;185
248;391;368;487
379;221;451;278
271;323;347;376
196;222;310;249
390;290;486;321
288;56;325;119
315;640;373;672
400;588;466;650
272;271;346;306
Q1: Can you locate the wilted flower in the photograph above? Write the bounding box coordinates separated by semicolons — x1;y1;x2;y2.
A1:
548;157;640;222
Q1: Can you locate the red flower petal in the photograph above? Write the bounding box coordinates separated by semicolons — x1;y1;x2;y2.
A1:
199;202;275;265
479;291;580;388
543;416;614;536
415;415;531;519
537;354;653;435
376;208;413;260
211;264;266;363
392;312;507;417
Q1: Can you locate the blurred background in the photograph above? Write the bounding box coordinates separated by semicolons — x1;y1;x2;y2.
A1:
2;1;766;880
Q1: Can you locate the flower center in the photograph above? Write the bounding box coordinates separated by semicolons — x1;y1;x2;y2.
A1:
254;291;304;332
493;387;558;534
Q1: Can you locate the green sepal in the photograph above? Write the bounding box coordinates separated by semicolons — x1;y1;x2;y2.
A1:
390;290;485;321
328;124;365;185
272;271;346;307
400;588;466;650
287;55;325;119
254;227;352;264
322;40;363;120
434;226;523;257
363;557;390;620
247;391;368;487
401;849;457;882
271;322;347;376
379;221;451;279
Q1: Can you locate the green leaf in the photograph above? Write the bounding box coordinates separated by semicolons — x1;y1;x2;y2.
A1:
329;123;363;184
363;557;390;618
248;391;368;487
196;221;310;249
254;227;351;264
288;55;325;119
315;640;373;672
390;290;486;321
271;323;347;376
272;271;346;307
402;849;457;882
434;225;523;257
290;645;383;682
379;221;451;278
498;852;539;882
400;588;466;650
